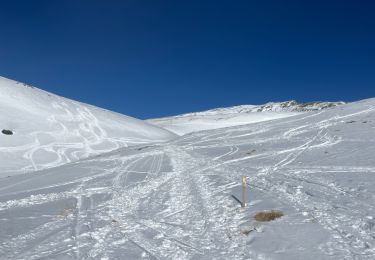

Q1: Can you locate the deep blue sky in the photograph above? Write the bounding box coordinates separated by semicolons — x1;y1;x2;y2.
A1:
0;0;374;118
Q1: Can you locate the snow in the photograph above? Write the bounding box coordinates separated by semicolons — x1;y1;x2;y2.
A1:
148;111;297;135
147;101;344;135
0;76;176;176
1;92;374;259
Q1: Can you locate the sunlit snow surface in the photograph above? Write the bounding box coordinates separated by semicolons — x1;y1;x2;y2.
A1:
1;98;375;259
0;77;176;176
147;101;343;135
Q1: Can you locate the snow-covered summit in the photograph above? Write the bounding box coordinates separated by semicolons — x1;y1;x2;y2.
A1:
255;100;345;112
0;76;176;176
148;100;344;135
157;100;344;118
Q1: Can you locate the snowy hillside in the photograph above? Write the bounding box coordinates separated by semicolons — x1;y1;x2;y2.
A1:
147;100;344;135
1;97;374;259
0;76;176;176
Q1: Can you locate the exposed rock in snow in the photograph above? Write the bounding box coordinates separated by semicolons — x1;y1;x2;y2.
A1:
1;129;13;135
148;100;344;135
255;100;345;112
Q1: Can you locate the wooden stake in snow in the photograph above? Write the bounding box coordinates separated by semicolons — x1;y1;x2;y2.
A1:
242;176;247;207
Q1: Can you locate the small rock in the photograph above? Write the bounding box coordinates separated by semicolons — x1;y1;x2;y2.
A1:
2;129;13;135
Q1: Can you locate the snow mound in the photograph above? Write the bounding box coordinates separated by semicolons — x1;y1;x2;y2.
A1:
0;76;176;176
148;100;344;135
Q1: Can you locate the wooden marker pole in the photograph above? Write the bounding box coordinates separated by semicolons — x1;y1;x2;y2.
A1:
242;176;247;207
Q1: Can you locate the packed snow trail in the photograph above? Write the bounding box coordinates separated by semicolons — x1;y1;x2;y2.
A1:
0;145;250;259
1;98;375;259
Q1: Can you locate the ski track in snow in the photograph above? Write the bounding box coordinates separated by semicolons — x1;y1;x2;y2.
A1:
20;102;126;173
0;77;176;176
1;100;375;259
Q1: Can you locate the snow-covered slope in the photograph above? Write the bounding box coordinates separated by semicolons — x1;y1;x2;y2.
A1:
0;76;176;176
1;98;374;259
147;100;344;135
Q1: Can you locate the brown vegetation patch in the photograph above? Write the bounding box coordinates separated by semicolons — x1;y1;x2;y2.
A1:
254;210;283;222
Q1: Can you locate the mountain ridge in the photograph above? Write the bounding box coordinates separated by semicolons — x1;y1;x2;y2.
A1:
148;100;345;135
